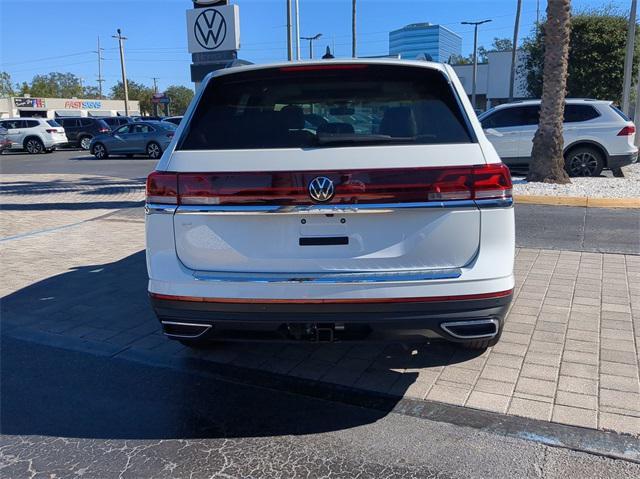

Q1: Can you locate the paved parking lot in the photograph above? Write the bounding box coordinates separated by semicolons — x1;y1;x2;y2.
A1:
2;154;639;438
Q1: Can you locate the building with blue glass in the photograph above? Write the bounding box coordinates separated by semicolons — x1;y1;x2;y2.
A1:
389;23;462;62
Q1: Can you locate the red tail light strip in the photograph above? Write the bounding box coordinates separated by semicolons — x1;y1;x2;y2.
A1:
146;164;512;206
150;289;513;304
617;125;636;136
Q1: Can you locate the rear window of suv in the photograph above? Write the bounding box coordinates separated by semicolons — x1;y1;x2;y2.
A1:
178;64;473;150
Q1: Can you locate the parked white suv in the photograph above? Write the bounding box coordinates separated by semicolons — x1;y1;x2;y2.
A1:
479;99;638;176
145;60;515;349
0;118;67;154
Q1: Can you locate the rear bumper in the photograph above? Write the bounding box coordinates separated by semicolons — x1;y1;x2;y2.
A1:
608;151;638;169
150;291;512;342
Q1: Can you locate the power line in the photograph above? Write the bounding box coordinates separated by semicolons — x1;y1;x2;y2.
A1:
0;51;94;68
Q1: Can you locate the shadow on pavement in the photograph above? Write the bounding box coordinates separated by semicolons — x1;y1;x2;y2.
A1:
1;251;480;440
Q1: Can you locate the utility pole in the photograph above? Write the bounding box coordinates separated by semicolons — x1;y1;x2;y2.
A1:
286;0;293;61
152;77;160;117
301;34;322;59
622;0;637;115
95;36;105;99
352;0;357;57
536;0;540;36
113;29;129;116
295;0;301;60
509;0;522;102
461;19;492;110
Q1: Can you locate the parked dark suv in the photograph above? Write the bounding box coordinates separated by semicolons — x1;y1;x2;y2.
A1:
98;116;132;129
55;117;111;150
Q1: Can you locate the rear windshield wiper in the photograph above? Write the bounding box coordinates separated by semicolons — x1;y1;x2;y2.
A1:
315;134;415;146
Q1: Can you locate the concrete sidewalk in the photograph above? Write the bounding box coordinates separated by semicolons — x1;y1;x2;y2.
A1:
1;175;639;437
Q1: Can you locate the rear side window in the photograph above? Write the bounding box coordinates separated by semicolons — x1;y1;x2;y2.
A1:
564;105;599;123
179;64;473;150
481;107;528;128
25;120;39;128
80;118;93;127
47;120;61;127
610;105;631;121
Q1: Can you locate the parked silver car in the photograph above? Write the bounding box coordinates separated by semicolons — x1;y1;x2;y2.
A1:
90;121;176;159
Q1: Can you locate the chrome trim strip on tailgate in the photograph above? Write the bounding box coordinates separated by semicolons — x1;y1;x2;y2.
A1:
193;268;462;284
148;198;512;215
175;200;477;215
146;204;177;215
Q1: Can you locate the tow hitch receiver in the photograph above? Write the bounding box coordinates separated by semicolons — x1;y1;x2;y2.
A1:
287;323;343;342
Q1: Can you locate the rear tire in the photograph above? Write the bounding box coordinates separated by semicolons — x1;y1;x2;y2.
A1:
564;146;604;177
24;137;44;154
460;328;502;350
79;136;92;150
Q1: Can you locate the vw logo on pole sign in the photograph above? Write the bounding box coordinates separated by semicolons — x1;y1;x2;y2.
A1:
308;177;335;203
194;9;226;50
187;4;240;54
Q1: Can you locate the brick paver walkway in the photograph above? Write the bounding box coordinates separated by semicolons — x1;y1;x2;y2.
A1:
2;174;639;437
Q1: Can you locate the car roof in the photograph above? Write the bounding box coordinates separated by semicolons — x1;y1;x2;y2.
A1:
203;58;449;84
2;117;47;122
492;98;612;110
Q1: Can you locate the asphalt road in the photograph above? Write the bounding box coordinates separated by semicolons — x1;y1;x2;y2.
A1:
0;149;156;179
1;336;638;479
2;149;638;254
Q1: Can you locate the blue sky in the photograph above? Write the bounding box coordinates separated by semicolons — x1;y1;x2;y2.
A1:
0;0;630;94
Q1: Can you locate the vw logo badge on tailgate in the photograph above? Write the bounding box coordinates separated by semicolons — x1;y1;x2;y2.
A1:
308;177;335;203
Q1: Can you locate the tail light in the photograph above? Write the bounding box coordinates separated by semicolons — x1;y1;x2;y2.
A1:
99;128;110;133
617;125;636;136
146;164;512;206
146;172;178;204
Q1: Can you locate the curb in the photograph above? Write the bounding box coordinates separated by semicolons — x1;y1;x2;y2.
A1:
514;194;640;208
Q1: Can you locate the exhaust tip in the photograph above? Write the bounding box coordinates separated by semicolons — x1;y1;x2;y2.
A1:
440;319;499;340
161;321;212;339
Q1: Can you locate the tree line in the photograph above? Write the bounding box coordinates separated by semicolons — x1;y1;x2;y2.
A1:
446;6;638;105
0;72;194;116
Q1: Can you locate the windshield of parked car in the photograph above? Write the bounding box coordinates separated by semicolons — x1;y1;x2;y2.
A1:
178;64;473;150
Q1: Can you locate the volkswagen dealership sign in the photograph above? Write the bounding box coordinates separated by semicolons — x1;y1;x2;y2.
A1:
186;4;239;53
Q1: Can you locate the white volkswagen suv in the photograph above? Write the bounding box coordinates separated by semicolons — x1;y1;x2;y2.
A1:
479;99;638;176
0;118;67;154
145;60;515;349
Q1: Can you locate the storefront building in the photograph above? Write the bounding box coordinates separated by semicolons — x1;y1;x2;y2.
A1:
0;97;141;119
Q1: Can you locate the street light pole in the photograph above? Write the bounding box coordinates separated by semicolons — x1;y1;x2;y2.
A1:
622;0;637;115
295;0;301;60
113;29;129;116
462;19;492;110
352;0;357;57
301;34;322;59
286;0;293;61
509;0;522;102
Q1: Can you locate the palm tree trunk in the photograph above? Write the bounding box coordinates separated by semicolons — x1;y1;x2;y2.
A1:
527;0;572;184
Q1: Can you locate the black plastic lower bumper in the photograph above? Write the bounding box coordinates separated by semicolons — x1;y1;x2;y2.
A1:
608;152;638;169
150;293;512;343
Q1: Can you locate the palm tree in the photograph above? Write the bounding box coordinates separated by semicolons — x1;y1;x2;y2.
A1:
527;0;572;184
